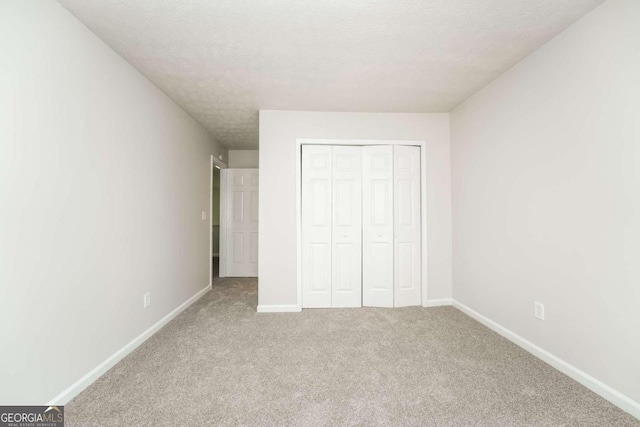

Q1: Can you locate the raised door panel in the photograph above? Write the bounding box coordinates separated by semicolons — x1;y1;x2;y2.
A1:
232;191;244;223
393;146;421;307
250;191;259;222
249;232;259;264
302;145;332;308
331;146;362;308
232;232;244;263
362;145;394;307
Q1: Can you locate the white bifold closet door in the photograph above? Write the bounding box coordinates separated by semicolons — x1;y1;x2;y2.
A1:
362;145;395;307
393;145;421;307
302;145;362;308
361;145;422;307
302;144;421;309
302;146;333;308
332;146;362;307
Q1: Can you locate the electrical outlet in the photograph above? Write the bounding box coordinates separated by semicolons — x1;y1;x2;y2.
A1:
202;211;207;221
143;292;151;309
534;301;545;320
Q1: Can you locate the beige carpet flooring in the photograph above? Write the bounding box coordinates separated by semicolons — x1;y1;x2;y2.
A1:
66;278;639;426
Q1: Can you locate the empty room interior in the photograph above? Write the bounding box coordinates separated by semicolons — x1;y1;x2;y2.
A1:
1;0;639;425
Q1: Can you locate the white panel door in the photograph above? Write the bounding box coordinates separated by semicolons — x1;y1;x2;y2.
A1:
302;145;332;308
362;145;394;307
393;146;421;307
225;168;259;277
332;146;362;308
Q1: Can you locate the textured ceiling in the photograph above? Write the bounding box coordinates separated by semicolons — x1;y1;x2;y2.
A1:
57;0;604;149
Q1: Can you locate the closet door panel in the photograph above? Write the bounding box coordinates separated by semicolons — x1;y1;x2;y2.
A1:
394;145;421;307
332;146;362;307
362;146;394;307
302;145;332;308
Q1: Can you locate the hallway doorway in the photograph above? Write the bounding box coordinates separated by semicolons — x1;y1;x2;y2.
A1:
210;155;227;286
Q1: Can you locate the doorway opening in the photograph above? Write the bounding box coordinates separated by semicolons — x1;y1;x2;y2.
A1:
210;155;227;286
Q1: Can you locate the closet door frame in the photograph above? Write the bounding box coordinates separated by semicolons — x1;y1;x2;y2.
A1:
295;138;428;310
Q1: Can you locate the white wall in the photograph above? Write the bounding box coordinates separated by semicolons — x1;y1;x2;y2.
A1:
228;150;259;168
0;1;226;404
451;0;640;406
259;111;451;307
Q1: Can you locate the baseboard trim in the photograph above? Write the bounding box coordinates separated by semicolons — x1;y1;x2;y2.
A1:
48;284;211;405
424;298;452;307
452;299;640;420
257;304;301;313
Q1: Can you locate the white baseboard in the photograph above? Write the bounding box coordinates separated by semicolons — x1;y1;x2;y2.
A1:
48;284;211;405
257;304;301;313
452;299;640;420
424;298;452;307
